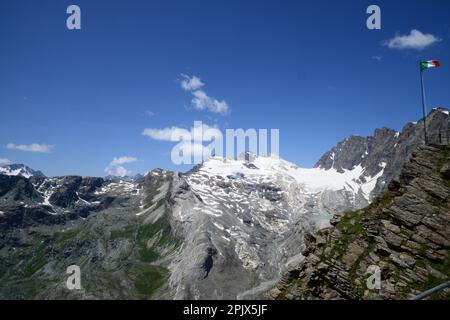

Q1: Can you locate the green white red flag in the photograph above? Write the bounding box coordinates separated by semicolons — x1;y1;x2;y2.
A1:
420;60;440;71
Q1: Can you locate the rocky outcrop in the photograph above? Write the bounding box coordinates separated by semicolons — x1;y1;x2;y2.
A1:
48;176;83;207
0;173;176;299
0;175;42;202
315;108;450;199
1;109;449;300
270;145;450;300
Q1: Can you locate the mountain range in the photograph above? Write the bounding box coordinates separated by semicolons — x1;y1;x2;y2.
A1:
0;108;449;299
269;144;450;299
0;164;45;179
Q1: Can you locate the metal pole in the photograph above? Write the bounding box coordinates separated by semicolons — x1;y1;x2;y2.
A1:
410;280;450;300
420;66;428;145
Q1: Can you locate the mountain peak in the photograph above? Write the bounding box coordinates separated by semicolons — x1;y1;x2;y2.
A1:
270;144;450;300
104;173;144;183
315;107;450;197
0;164;45;178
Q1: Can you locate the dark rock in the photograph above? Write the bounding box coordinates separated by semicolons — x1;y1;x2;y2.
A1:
48;176;83;207
440;162;450;179
271;144;450;300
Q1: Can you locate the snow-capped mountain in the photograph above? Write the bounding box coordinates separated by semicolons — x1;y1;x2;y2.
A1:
270;144;450;300
163;154;384;299
316;107;450;198
0;108;449;299
0;164;45;178
0;153;383;299
104;173;145;183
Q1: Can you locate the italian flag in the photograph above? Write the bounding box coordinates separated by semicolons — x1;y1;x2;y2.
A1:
420;60;440;71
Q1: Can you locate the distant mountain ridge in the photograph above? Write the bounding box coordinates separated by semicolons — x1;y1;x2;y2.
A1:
315;107;450;199
0;164;45;179
0;107;449;299
104;173;145;183
3;108;450;192
0;164;144;183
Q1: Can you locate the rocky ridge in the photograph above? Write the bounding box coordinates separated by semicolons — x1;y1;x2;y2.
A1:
269;145;450;300
0;108;449;299
316;107;450;198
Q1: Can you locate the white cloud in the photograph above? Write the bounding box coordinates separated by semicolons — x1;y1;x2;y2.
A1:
177;141;212;158
371;55;382;61
109;156;138;166
142;126;189;141
181;74;205;91
191;90;230;114
180;74;230;114
105;165;131;177
383;29;441;50
142;122;222;163
6;143;54;153
105;156;138;177
142;123;221;142
0;158;12;166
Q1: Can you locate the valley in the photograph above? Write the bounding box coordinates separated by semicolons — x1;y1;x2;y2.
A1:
0;108;449;299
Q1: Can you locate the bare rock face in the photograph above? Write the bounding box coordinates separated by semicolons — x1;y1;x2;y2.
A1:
0;108;449;300
315;135;371;173
270;145;450;300
0;175;41;202
315;108;450;200
0;155;383;299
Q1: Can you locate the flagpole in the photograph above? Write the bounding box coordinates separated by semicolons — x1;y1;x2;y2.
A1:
420;63;428;145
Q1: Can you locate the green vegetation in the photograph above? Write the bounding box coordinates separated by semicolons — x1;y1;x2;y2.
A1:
415;255;450;293
337;210;364;234
428;195;448;207
136;215;178;263
23;242;48;277
351;242;375;296
330;210;364;256
108;210;180;263
367;191;396;212
55;228;81;243
436;148;450;172
414;274;450;300
134;266;169;297
0;265;6;278
110;224;136;240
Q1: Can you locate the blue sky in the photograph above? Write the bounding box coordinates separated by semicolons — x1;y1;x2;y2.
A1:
1;0;450;176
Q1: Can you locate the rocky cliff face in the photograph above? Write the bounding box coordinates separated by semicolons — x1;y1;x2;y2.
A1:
269;145;450;300
0;155;377;299
0;109;449;300
316;108;450;199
